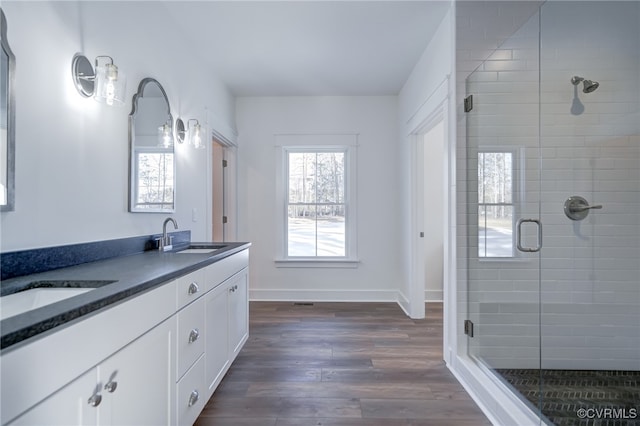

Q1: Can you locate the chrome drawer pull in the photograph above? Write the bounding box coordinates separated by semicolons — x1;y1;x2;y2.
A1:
188;390;199;407
188;282;199;295
188;328;200;344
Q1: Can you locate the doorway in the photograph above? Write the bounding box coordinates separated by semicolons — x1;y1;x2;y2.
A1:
211;137;237;242
410;106;448;320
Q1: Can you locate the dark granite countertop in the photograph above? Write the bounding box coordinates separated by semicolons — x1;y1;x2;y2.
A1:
0;242;250;350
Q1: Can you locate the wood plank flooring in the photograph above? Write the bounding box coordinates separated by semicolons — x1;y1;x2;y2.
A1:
195;302;490;426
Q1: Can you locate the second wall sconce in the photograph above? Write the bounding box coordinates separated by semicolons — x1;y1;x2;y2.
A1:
72;54;127;106
176;118;207;150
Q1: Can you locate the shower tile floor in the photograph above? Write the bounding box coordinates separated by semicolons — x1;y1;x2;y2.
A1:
496;369;640;426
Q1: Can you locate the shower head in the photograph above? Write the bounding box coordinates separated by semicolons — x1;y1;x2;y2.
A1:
571;76;600;93
582;79;599;93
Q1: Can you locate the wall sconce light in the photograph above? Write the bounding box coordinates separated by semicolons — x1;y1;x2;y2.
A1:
71;54;127;106
175;118;207;150
158;120;173;148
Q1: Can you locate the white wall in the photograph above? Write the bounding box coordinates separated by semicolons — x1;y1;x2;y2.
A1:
236;96;402;301
397;7;453;316
0;1;236;251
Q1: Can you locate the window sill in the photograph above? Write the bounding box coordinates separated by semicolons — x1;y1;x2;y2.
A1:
275;259;360;268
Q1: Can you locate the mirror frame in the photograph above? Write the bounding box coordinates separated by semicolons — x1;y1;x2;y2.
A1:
128;77;175;213
1;8;15;212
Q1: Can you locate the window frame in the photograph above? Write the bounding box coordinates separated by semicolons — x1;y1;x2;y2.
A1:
477;147;522;259
275;144;358;267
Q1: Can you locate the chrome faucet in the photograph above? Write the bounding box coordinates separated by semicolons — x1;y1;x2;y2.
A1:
160;217;178;251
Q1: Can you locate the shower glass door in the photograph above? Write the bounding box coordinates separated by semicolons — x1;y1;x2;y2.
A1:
466;2;640;425
465;9;543;418
537;2;640;425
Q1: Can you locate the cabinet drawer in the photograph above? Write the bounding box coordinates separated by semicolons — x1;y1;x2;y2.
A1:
204;249;249;292
176;297;205;381
175;268;206;310
176;354;206;426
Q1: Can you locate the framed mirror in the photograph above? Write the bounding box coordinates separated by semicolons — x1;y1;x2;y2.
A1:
1;8;15;212
128;78;175;213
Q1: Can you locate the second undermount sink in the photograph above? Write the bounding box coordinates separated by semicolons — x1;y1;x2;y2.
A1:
175;244;227;255
0;280;117;321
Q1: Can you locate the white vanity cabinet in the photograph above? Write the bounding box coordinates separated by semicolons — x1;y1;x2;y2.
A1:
1;248;249;426
10;318;175;426
203;267;249;396
175;250;249;425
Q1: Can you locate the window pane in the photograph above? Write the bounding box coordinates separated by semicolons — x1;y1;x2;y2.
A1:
136;152;174;209
316;152;344;203
288;205;316;256
478;152;512;204
288;152;316;203
317;205;345;256
478;205;513;257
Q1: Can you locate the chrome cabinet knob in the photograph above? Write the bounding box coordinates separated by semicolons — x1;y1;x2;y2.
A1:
188;328;200;344
188;282;199;295
87;393;102;407
188;390;199;407
104;381;118;393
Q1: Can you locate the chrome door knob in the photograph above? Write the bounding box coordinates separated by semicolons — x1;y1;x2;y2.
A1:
104;381;118;393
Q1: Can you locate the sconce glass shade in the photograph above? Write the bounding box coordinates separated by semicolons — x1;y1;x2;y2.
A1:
158;123;173;148
94;63;126;106
187;119;207;150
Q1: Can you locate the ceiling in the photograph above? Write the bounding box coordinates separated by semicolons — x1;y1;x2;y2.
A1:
162;1;451;97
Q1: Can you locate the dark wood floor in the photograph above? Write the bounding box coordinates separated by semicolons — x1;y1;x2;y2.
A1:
195;302;490;426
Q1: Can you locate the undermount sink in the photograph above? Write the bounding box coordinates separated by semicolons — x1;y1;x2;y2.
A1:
175;244;226;255
0;280;117;321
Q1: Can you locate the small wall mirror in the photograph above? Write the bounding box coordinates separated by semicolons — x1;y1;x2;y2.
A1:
128;78;175;213
1;8;15;212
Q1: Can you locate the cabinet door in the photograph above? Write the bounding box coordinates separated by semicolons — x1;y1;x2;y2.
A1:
204;281;229;394
99;318;175;426
228;268;249;359
9;368;98;426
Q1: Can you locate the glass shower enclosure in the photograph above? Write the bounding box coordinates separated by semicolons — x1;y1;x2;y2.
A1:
465;2;640;425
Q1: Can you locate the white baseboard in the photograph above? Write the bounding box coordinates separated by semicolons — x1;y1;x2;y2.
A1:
249;289;399;303
425;289;443;302
447;356;544;426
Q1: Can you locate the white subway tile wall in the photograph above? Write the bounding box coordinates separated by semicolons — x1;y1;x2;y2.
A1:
458;2;640;370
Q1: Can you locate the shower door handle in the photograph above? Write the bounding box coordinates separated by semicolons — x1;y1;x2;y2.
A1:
516;218;542;253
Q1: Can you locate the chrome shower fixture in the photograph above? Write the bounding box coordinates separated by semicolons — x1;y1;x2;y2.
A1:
571;76;600;93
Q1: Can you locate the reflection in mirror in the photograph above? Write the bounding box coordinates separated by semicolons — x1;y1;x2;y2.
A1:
129;78;175;213
1;8;15;211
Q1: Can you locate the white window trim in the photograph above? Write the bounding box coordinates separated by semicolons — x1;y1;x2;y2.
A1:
274;136;358;267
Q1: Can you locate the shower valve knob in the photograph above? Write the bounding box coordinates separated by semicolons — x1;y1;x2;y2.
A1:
564;196;603;221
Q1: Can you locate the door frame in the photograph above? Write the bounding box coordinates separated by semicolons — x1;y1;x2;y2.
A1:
207;128;237;242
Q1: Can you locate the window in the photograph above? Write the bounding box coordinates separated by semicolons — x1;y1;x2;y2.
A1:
277;143;357;265
478;150;515;258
